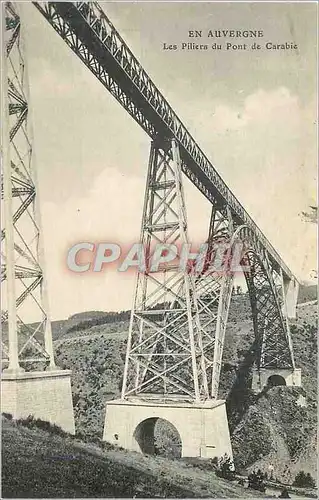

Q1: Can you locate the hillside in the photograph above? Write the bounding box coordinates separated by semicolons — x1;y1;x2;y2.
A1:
26;311;130;342
297;284;317;304
53;293;317;484
24;284;316;343
1;416;263;498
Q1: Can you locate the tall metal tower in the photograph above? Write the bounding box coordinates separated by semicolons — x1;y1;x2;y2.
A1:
121;138;210;402
28;1;300;454
109;135;235;458
1;2;75;434
195;202;236;400
1;1;55;372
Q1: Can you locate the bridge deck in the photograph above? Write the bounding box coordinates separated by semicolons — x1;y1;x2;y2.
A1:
33;1;294;281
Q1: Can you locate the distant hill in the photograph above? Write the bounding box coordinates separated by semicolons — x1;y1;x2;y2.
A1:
28;310;130;342
298;284;317;304
23;284;316;342
68;311;111;321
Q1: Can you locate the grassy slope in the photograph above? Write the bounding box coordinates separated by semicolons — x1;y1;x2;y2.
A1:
4;288;313;494
53;294;317;484
1;418;262;499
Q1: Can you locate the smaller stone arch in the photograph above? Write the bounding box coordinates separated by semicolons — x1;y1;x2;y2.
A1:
267;374;287;388
133;417;182;458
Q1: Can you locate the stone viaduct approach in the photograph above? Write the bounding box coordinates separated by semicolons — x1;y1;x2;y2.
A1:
1;2;301;458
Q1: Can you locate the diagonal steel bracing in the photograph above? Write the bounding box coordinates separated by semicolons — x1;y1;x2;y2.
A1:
2;1;296;402
195;216;295;399
1;2;55;370
121;139;209;402
194;202;236;399
237;226;295;371
29;1;298;398
33;1;294;281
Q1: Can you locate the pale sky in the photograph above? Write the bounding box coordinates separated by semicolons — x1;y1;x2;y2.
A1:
19;2;317;320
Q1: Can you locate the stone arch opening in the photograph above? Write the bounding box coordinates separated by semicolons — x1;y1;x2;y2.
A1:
267;374;286;387
133;417;182;458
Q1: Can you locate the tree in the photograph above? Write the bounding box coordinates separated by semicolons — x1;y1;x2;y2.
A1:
293;470;316;488
248;469;266;492
215;454;235;480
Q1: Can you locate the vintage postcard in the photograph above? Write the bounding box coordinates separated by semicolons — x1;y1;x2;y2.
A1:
1;1;317;498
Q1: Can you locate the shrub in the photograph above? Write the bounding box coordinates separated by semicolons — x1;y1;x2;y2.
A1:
16;415;67;437
215;454;235;480
2;412;13;420
248;469;266;492
182;457;217;471
278;488;290;498
293;470;316;488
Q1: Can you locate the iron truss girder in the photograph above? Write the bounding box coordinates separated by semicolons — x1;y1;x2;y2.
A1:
29;1;298;392
33;1;294;281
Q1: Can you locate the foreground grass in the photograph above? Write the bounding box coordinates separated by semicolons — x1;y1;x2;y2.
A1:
2;418;262;498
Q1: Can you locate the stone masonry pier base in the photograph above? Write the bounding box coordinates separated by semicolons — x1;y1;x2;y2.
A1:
251;367;302;393
1;369;75;434
103;398;233;459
